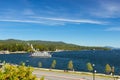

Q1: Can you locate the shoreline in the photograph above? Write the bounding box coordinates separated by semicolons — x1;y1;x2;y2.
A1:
34;67;120;79
0;51;28;54
0;62;119;79
0;49;112;54
9;51;27;54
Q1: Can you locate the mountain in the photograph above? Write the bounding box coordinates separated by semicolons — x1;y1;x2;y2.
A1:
0;39;110;52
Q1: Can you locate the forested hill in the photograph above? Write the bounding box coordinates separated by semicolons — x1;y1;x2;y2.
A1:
0;39;110;52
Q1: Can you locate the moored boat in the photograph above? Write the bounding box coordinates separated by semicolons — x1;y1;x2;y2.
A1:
30;44;51;58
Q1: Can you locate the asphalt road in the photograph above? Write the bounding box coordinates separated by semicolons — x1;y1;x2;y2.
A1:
33;69;113;80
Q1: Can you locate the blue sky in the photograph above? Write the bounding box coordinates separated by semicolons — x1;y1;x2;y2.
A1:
0;0;120;47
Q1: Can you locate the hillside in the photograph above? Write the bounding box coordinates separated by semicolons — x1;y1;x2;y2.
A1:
0;39;110;52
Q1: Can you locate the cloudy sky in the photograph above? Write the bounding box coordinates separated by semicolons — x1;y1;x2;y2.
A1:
0;0;120;47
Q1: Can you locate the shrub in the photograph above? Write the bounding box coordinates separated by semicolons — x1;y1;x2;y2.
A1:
0;63;37;80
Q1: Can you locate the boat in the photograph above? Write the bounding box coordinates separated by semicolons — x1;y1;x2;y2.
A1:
29;44;51;58
31;51;52;58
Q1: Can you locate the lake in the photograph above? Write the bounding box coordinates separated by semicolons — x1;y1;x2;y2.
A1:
0;50;120;75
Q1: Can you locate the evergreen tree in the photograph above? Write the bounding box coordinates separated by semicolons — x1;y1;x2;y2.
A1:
68;60;74;70
105;64;111;74
51;60;56;69
86;62;93;72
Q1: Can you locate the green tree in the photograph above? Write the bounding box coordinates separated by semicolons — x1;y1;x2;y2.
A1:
51;60;56;69
86;62;93;72
68;60;74;70
105;64;111;74
38;62;42;68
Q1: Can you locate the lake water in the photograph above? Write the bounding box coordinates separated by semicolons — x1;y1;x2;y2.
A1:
0;50;120;75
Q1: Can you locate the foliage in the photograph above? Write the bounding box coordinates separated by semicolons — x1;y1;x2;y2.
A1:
105;64;111;74
0;63;38;80
86;62;93;72
40;76;44;80
51;60;56;69
38;62;42;68
0;39;110;52
68;60;74;70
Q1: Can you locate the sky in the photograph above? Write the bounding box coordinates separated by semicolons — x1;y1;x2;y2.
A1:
0;0;120;48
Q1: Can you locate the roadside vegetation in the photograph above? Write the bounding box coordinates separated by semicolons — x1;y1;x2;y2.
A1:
39;60;115;76
48;60;116;76
51;60;57;69
86;62;93;72
0;60;117;80
68;60;74;71
86;62;115;76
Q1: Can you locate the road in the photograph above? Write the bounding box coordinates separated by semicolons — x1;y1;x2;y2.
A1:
33;69;113;80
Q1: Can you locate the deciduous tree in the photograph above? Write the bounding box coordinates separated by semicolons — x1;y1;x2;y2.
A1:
51;60;56;69
105;64;111;74
86;62;93;72
68;60;74;70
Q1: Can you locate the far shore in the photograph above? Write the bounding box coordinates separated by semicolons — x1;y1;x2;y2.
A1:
0;51;28;54
0;50;66;54
9;51;28;53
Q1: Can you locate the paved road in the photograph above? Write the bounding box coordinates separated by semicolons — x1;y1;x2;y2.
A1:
33;69;113;80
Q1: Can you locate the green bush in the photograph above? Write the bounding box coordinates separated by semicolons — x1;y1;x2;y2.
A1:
0;63;37;80
40;76;44;80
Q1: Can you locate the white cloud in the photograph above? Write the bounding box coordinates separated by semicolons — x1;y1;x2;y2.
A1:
0;19;43;24
0;16;106;25
31;16;105;24
105;27;120;31
0;19;64;25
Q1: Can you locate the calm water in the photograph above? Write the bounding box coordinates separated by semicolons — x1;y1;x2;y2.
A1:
0;50;120;75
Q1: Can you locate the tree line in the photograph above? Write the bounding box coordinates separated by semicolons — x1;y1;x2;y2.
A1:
0;60;115;80
86;62;115;75
0;39;110;52
38;60;115;75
